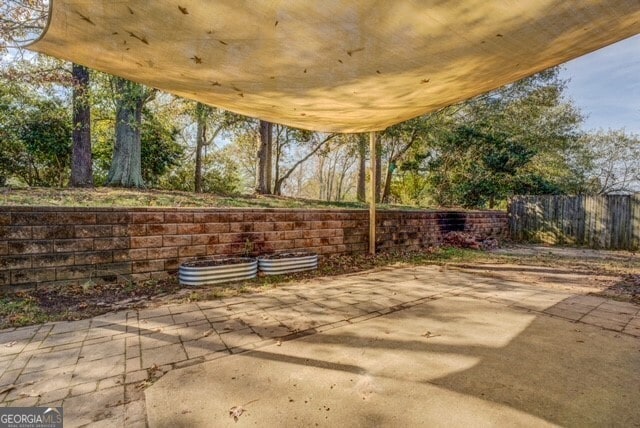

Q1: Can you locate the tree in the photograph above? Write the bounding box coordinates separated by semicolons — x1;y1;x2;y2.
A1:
2;2;94;187
159;146;241;194
581;130;640;194
70;63;92;187
191;103;240;193
272;127;335;196
106;77;154;188
256;120;273;194
140;109;182;186
310;136;357;201
194;102;210;193
422;67;584;208
91;90;183;187
0;71;73;186
356;135;366;202
17;99;73;186
378;113;446;203
0;1;48;49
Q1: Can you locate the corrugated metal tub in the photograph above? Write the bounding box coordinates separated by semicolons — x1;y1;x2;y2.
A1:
179;258;257;286
258;252;318;275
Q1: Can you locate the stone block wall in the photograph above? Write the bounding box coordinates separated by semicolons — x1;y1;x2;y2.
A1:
0;207;507;289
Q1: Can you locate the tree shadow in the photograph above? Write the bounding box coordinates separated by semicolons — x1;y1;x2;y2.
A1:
205;296;640;426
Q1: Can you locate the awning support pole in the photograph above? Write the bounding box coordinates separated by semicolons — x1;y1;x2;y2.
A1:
369;131;377;255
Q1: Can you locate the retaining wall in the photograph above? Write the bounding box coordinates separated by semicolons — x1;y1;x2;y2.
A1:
0;207;507;289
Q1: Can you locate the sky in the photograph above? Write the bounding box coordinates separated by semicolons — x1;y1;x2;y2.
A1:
559;34;640;134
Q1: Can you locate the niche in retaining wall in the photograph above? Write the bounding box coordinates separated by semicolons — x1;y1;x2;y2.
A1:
437;212;466;233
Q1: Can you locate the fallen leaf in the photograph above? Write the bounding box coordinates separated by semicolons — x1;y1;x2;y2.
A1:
5;341;17;348
229;399;259;422
229;405;244;422
202;329;214;338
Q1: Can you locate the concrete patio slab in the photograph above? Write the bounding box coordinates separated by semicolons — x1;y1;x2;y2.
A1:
146;294;640;427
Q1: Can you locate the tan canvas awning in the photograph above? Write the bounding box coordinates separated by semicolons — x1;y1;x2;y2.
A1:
27;1;640;132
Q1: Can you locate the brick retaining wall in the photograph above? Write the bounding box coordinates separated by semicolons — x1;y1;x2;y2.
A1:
0;207;507;289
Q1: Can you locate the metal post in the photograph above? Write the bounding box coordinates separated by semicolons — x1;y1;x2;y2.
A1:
369;131;376;255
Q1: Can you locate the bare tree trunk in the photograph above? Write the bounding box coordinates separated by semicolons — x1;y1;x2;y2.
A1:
326;156;335;201
317;155;326;200
357;136;366;202
106;77;145;188
336;153;351;201
273;127;282;195
194;102;209;193
70;64;93;187
375;138;382;203
266;123;273;193
256;120;273;194
381;164;394;203
381;145;396;204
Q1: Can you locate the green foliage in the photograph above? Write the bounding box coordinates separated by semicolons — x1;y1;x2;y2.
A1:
159;148;242;194
140;109;183;186
18;100;73;186
403;67;586;208
92;102;183;187
0;295;47;328
0;80;72;186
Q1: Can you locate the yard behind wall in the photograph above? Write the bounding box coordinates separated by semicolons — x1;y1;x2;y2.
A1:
0;207;507;290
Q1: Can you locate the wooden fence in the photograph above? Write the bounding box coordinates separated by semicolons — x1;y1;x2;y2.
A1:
509;194;640;250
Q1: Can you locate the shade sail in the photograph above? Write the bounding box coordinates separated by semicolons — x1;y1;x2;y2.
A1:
28;1;640;132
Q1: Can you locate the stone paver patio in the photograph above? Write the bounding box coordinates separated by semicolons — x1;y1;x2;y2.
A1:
0;264;638;426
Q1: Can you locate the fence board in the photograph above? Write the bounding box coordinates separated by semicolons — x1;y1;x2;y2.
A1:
508;194;639;250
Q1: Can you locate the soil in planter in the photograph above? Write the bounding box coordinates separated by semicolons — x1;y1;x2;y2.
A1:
180;257;255;268
259;252;316;260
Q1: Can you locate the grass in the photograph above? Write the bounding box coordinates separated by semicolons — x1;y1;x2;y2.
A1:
0;186;429;210
0;296;48;327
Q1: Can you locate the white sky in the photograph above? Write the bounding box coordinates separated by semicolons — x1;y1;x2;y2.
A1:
560;34;640;135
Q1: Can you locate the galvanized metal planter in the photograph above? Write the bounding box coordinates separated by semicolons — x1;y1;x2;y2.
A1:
258;252;318;275
179;257;257;286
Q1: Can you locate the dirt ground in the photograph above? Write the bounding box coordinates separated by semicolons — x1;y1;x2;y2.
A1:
491;245;640;304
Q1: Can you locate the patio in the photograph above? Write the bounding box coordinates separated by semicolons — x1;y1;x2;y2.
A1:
0;262;638;426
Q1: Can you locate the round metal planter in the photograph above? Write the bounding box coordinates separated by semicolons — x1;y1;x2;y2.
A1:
258;252;318;275
179;257;257;286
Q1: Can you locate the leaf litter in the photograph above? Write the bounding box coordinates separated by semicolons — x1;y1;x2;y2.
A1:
229;399;259;422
